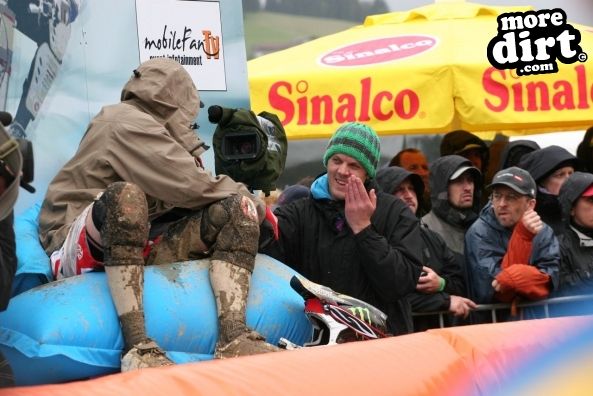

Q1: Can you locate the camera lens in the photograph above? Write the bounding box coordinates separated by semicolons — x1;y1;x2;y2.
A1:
222;132;259;160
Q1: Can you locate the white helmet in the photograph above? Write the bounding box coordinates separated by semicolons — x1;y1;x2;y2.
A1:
290;276;389;346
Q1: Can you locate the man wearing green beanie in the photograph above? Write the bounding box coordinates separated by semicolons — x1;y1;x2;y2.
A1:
261;122;423;335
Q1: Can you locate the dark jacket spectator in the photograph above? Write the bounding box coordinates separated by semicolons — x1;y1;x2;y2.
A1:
388;148;431;215
264;174;423;335
499;140;540;170
422;155;482;258
440;130;489;175
557;171;593;297
518;146;578;234
376;167;473;330
0;123;22;386
263;122;422;335
466;167;560;306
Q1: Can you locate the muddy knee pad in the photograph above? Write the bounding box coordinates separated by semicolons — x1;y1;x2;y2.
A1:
201;195;259;272
100;182;149;267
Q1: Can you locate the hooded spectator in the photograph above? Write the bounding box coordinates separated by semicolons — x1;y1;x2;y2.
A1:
376;167;475;330
518;145;578;234
388;148;431;214
422;155;482;259
440;130;489;175
376;166;424;216
499;140;540;170
557;171;593;299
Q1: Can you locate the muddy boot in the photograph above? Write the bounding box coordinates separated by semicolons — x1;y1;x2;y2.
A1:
215;328;280;359
114;305;175;371
209;259;281;359
121;339;174;371
101;182;174;371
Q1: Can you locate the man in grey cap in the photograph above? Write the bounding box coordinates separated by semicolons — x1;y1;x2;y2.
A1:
0;123;22;386
465;167;559;311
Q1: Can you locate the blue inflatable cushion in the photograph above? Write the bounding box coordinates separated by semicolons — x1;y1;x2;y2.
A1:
0;255;312;385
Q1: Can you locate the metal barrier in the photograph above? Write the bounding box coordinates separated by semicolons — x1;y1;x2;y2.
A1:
412;294;593;329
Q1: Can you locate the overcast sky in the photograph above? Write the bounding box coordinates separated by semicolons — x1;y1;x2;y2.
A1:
385;0;593;26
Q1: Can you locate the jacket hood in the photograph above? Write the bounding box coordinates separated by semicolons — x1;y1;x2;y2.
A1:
440;130;489;172
120;58;206;156
518;145;578;183
576;126;593;173
559;171;593;224
376;166;424;211
429;155;482;227
499;140;540;170
376;166;424;196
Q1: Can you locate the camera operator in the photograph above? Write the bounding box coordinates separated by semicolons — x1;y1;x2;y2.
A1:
0;123;23;386
0;111;34;386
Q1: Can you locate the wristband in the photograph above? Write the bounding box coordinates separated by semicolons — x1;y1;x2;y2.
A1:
438;277;446;292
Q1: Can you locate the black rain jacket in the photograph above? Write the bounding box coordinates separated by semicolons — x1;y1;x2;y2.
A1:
263;173;423;335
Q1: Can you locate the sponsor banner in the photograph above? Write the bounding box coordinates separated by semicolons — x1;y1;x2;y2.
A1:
253;71;455;139
251;62;593;139
136;0;226;91
468;64;593;127
249;4;593;140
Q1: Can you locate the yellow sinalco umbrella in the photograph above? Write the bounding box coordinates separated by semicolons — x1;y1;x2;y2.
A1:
248;1;593;140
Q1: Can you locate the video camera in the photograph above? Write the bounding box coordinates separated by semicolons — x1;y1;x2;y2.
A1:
208;106;287;196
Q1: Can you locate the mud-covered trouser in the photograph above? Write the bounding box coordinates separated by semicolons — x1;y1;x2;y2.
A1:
153;194;260;344
147;194;259;270
147;195;260;345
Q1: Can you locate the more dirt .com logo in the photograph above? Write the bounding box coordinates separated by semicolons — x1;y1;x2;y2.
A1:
487;9;587;76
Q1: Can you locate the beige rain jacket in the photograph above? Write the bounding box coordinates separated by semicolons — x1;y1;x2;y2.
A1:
39;58;259;254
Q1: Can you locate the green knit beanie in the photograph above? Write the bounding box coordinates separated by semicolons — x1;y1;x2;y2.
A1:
323;122;381;179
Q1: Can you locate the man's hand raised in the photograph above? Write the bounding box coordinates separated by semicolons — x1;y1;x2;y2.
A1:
344;175;376;234
522;209;543;235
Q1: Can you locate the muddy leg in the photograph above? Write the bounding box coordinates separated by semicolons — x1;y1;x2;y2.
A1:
202;195;280;358
100;182;173;371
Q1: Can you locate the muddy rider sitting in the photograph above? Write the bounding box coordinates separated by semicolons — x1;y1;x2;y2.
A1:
39;58;279;371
